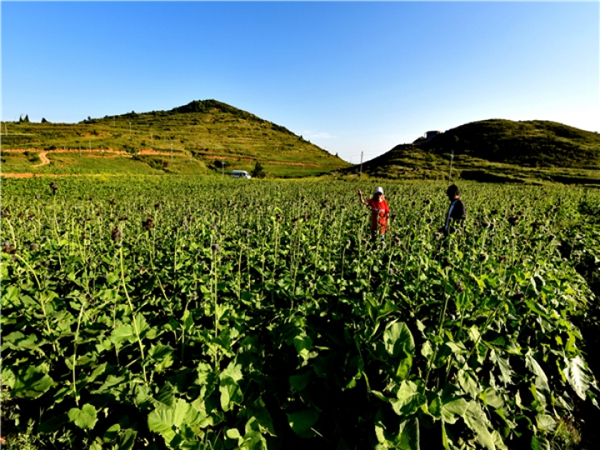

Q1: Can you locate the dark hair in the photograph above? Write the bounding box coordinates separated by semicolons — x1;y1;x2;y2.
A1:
447;185;460;197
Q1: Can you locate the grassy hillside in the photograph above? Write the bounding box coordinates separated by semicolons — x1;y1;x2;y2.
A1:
1;100;349;177
348;120;600;185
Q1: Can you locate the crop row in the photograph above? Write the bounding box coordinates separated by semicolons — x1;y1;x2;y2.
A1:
1;177;599;449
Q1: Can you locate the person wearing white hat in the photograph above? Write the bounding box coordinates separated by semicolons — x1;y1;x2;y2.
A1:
357;186;390;241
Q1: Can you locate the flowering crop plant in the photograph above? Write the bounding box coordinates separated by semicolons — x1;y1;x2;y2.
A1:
1;176;599;449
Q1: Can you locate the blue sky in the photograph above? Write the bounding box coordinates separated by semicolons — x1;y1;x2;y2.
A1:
2;1;598;164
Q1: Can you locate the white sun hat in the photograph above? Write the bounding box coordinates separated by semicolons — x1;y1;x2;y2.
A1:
374;187;384;195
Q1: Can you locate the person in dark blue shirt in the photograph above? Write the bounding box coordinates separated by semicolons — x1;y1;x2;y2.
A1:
442;184;465;235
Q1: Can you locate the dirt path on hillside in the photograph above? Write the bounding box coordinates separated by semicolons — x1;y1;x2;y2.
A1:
4;148;182;158
1;173;80;178
33;151;50;167
3;148;329;169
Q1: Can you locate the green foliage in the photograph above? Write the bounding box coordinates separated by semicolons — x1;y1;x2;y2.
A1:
424;120;600;169
251;161;266;179
1;178;599;449
353;120;600;184
24;151;40;164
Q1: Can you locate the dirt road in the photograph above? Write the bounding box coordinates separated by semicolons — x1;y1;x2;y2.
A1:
33;151;50;167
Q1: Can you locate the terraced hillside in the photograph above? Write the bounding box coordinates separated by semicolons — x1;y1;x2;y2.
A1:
1;100;349;178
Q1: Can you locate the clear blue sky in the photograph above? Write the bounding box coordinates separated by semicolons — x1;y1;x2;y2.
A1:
2;1;599;164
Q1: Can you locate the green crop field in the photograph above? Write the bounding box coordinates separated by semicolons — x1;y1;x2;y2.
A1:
1;177;599;449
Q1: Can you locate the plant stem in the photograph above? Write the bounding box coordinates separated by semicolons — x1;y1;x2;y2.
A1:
119;246;147;383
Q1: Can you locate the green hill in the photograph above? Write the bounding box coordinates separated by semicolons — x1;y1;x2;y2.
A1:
1;100;349;178
350;119;600;185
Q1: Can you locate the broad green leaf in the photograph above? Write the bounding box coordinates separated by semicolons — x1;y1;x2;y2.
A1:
182;309;194;332
441;397;468;424
68;404;98;430
196;362;217;399
287;409;319;439
106;273;120;285
1;367;16;389
525;351;550;392
384;322;415;358
135;385;153;410
93;375;126;394
397;354;414;380
463;401;495;450
103;423;121;443
428;396;443;420
375;420;388;445
479;387;503;409
154;381;175;408
289;371;312;391
293;334;313;360
2;331;38;350
492;430;509;450
536;414;557;432
246;397;276;436
525;300;550;319
457;369;479;399
147;398;190;442
564;355;591;400
118;429;137;450
134;313;150;338
12;366;54;399
468;326;481;343
531;435;551;450
88;362;107;383
148;344;174;372
445;341;467;354
110;324;136;345
487;336;506;347
396;417;420;450
226;428;241;439
429;394;468;424
421;341;434;360
390;380;426;416
219;361;244;412
505;339;522;355
490;349;515;386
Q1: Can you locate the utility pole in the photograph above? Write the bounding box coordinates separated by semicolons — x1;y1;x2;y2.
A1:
448;150;454;183
129;122;132;138
359;151;364;178
170;142;173;161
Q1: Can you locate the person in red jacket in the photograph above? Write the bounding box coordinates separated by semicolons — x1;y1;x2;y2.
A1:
357;186;390;241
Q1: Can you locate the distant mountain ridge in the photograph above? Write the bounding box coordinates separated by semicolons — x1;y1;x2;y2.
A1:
420;119;600;168
349;119;600;185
